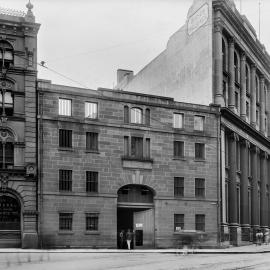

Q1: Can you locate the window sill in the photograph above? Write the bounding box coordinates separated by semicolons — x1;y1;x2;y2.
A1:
58;231;74;235
59;191;73;194
85;150;100;154
174;196;184;199
195;197;206;200
194;158;206;162
173;157;186;161
85;117;99;121
193;130;204;133
85;231;100;235
173;128;184;131
86;192;99;196
58;147;73;152
121;156;153;163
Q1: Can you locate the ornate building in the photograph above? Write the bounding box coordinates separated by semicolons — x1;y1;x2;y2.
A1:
0;4;40;247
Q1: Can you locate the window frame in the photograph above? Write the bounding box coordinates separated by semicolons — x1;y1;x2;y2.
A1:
130;107;143;124
174;177;184;197
58;98;72;116
86;132;99;152
59;213;73;231
194;115;205;131
85;213;99;231
195;214;205;232
85;102;98;119
86;171;99;193
195;178;205;198
173;113;184;129
59;169;72;192
174;214;184;232
194;143;205;160
173;141;184;158
59;129;72;148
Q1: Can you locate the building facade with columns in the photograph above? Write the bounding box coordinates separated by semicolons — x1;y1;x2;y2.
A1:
0;5;40;248
117;0;270;246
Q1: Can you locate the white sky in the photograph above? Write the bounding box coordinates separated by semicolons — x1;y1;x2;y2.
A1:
1;0;270;89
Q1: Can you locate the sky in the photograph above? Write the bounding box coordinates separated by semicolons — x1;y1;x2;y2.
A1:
1;0;270;90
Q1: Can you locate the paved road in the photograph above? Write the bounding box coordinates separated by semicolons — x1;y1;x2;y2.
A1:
1;252;270;270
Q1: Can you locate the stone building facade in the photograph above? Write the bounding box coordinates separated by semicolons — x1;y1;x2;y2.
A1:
117;0;270;246
37;80;219;248
0;5;40;248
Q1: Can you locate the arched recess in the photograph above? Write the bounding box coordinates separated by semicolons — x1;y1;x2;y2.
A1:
117;184;155;249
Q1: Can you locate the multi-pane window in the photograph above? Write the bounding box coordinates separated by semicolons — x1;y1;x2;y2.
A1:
0;91;13;116
85;102;98;119
86;213;99;231
59;98;71;116
86;171;98;192
194;116;204;131
174;177;184;197
59;213;73;231
131;137;143;158
195;178;205;198
195;143;205;159
86;132;98;151
174;214;184;231
195;214;205;231
235;91;239;111
0;142;14;168
130;108;142;124
59;170;72;191
174;141;184;158
59;129;72;148
173;113;183;129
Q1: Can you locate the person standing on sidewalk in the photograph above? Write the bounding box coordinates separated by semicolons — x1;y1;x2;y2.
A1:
126;229;133;250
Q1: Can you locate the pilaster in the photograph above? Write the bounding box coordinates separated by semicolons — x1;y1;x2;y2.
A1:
228;38;235;111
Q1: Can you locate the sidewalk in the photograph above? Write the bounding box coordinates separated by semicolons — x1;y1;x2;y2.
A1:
0;244;270;254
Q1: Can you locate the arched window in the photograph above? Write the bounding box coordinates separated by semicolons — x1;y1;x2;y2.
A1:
222;38;227;71
0;129;15;169
130;107;142;124
234;51;240;83
245;64;250;94
0;40;14;69
255;76;260;103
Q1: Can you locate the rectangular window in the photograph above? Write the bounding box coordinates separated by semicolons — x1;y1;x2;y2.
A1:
86;132;98;151
174;177;184;197
145;138;150;158
86;171;98;192
59;213;73;231
195;178;205;198
195;214;205;231
195;143;205;159
174;141;184;158
235;91;239;111
59;98;71;116
256;109;259;126
173;113;183;129
194;116;204;131
174;214;184;231
124;136;129;156
86;213;99;231
59;170;72;191
85;102;98;119
246;101;250;119
131;137;143;158
59;129;72;148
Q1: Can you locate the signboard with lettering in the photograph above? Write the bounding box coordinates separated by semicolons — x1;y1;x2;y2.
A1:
187;4;209;35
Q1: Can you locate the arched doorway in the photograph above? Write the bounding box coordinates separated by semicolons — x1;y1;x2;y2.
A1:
0;193;21;247
117;184;155;249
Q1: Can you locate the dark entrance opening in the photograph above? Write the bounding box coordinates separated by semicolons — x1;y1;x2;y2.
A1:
0;194;21;248
117;185;154;249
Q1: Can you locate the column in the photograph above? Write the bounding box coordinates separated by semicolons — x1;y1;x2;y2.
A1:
250;145;259;239
228;132;238;245
240;52;246;120
260;151;268;228
214;22;225;106
260;76;265;134
240;139;250;241
250;64;257;127
228;38;235;111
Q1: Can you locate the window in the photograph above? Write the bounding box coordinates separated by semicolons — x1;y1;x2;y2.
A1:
124;136;129;156
256;77;260;103
235;91;239;111
222;38;227;71
173;113;183;129
195;143;205;159
245;65;250;94
195;214;205;231
194;116;204;131
174;177;184;197
131;108;142;124
86;171;98;192
86;213;99;231
234;52;240;83
0;91;13;116
59;129;72;148
174;141;184;158
124;106;129;123
86;132;98;151
246;101;250;119
59;98;71;116
59;170;72;191
0;40;14;69
0;142;14;168
131;137;143;158
256;109;259;126
174;214;184;231
85;102;98;119
145;108;150;126
59;213;73;231
145;138;150;158
195;178;205;198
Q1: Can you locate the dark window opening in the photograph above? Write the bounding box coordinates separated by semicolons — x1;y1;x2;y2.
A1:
174;177;184;197
174;214;184;231
131;137;143;158
86;171;98;192
59;129;72;148
59;170;72;192
0;142;14;169
195;214;205;231
86;132;98;151
86;214;98;231
195;143;205;159
59;213;72;231
195;178;205;198
174;141;184;158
